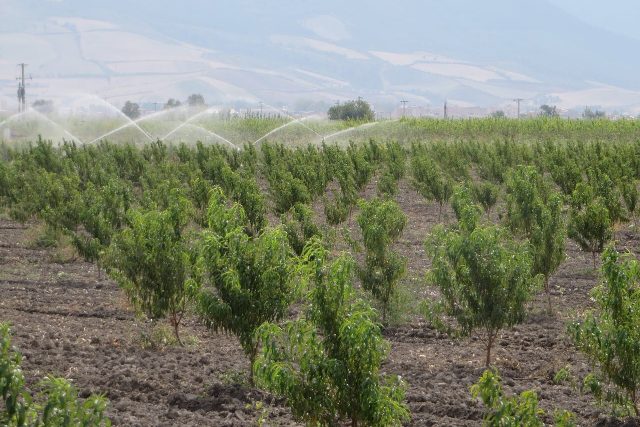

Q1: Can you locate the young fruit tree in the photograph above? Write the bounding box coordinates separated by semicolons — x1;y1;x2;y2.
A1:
197;187;297;383
411;154;453;221
254;240;410;427
505;167;566;311
504;165;548;236
529;193;566;311
568;183;613;268
425;193;540;366
569;246;640;416
357;197;407;324
105;189;195;345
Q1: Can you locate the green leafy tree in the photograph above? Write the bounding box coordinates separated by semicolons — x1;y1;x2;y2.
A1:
539;104;559;117
255;241;410;426
327;98;375;121
198;187;296;382
569;246;640;416
187;93;205;107
411;154;453;220
105;190;194;344
425;194;539;366
504;165;547;236
164;98;182;109
121;101;140;119
1;323;111;426
568;183;613;268
582;107;606;119
357;198;407;324
471;369;576;427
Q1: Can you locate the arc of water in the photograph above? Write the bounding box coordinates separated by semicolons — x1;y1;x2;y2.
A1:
252;114;319;145
0;112;26;129
74;93;154;142
165;123;239;151
86;120;151;145
85;104;192;144
259;101;322;138
161;106;221;141
322;121;380;141
2;108;85;144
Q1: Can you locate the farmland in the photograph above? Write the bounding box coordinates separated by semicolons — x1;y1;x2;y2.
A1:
1;117;640;426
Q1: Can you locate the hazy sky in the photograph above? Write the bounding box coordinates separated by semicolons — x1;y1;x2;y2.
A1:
549;0;640;41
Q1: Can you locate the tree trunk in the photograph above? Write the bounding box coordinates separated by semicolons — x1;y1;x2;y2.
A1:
352;417;358;427
171;312;184;347
485;331;495;367
545;277;552;315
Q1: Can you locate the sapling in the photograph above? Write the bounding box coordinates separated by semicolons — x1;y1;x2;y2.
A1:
357;197;407;324
568;183;613;268
425;193;540;366
105;189;194;344
198;187;297;382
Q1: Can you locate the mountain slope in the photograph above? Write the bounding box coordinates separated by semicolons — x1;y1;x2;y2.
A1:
1;0;639;114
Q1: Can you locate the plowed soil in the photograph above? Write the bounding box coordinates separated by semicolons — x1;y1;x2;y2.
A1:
2;179;640;426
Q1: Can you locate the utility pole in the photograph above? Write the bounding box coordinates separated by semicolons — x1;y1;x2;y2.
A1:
513;98;523;119
400;100;408;118
444;100;448;119
152;102;160;112
16;63;28;113
258;101;263;117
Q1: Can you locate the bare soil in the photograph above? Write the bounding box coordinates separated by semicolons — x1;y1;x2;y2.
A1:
2;179;640;426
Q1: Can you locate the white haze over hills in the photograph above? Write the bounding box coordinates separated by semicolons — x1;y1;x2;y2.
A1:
1;0;640;115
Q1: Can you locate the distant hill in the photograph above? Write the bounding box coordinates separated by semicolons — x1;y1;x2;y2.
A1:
1;0;639;115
